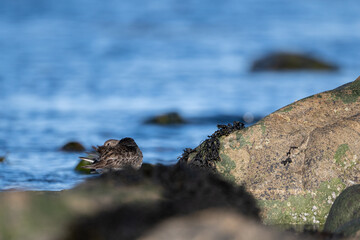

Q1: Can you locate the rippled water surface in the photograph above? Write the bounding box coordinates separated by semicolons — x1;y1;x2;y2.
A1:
0;0;360;190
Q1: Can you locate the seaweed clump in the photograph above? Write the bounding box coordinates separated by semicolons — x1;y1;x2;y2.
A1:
178;121;244;171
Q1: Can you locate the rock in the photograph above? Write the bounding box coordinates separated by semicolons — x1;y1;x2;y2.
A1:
0;169;162;240
182;76;360;226
74;160;92;174
65;164;259;240
140;209;310;240
334;218;360;238
60;142;85;152
0;164;259;240
251;52;338;71
324;185;360;236
145;112;186;125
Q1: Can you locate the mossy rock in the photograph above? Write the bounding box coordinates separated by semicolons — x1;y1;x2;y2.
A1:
74;160;92;174
324;184;360;235
334;218;360;237
145;112;186;125
251;52;338;71
184;76;360;226
61;142;85;152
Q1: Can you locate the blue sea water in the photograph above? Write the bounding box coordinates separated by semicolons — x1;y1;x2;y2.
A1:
0;0;360;191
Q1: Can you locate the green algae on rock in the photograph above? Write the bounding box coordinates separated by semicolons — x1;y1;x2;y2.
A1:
182;76;360;226
324;184;360;236
74;160;92;174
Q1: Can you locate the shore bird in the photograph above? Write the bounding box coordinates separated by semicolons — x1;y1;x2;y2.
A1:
79;137;143;172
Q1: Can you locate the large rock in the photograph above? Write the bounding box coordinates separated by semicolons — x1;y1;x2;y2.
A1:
251;52;338;71
183;76;360;226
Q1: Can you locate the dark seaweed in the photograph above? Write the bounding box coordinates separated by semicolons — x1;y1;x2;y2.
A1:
281;146;298;166
178;121;244;170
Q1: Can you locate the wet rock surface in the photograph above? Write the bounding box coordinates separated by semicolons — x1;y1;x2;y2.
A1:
324;184;360;237
60;141;85;152
183;76;360;225
251;52;338;71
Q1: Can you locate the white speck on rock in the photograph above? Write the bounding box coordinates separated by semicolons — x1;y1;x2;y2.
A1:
332;192;336;199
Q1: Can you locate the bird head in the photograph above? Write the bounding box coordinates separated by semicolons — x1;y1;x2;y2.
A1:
103;139;120;147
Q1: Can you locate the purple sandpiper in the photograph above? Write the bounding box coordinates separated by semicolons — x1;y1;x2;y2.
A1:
79;137;143;172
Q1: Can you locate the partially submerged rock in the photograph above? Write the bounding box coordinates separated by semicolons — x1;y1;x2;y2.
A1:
324;185;360;237
60;142;85;152
145;112;186;125
251;52;338;71
182;76;360;226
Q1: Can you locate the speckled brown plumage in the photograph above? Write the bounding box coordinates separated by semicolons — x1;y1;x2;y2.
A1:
80;138;143;171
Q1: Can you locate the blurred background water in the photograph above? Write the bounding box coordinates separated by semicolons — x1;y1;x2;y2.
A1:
0;0;359;191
